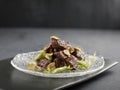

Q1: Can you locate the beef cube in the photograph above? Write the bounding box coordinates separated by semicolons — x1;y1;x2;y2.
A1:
54;51;67;60
54;58;65;68
51;38;59;48
72;49;84;60
57;39;67;49
37;58;50;69
65;55;78;69
51;36;67;50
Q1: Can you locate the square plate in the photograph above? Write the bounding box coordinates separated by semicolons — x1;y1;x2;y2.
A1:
0;58;118;90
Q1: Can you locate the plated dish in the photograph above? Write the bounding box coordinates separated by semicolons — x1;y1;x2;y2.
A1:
11;36;105;78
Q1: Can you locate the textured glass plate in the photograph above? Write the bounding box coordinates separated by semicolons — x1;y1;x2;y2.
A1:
11;51;105;78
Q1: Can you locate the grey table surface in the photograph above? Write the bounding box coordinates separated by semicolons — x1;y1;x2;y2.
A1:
0;28;120;90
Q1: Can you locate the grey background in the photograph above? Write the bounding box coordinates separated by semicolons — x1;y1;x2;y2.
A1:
0;0;120;29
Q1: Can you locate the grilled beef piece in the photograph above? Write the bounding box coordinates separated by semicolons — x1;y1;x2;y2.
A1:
45;36;75;53
44;37;67;53
37;58;50;69
54;51;78;69
54;51;67;60
65;55;78;69
51;36;67;51
54;58;65;68
72;48;84;60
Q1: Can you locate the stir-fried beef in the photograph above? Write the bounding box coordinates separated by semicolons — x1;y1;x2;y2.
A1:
72;48;84;60
54;51;67;60
51;36;67;51
37;58;50;68
65;55;78;69
36;36;85;70
54;58;65;68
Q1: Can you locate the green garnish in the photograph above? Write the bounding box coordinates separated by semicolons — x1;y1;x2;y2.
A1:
45;53;53;60
34;50;46;62
34;50;52;62
77;60;89;69
51;66;71;74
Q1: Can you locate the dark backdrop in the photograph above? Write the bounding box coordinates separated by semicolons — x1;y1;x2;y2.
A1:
0;0;120;29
